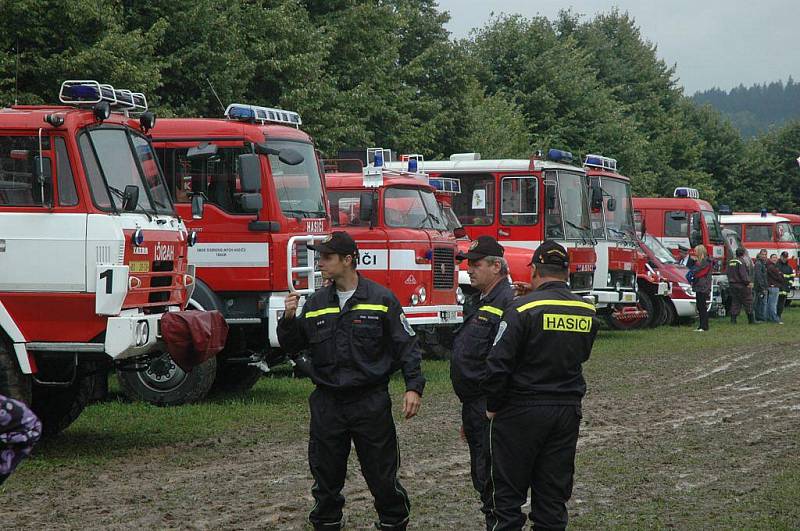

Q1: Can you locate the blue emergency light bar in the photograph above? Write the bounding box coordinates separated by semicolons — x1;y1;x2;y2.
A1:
673;187;700;199
59;80;148;112
224;103;302;127
429;178;461;194
584;154;618;171
547;149;573;163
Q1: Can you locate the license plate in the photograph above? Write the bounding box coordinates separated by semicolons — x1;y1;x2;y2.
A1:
622;292;636;303
130;261;150;273
440;310;457;322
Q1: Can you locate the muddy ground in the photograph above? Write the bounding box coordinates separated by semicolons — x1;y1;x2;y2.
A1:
3;340;800;529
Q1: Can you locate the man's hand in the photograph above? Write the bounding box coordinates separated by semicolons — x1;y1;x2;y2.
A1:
513;282;533;297
486;410;496;420
748;282;753;288
284;293;301;319
402;390;422;419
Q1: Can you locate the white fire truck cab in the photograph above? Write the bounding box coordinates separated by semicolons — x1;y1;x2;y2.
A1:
0;81;196;434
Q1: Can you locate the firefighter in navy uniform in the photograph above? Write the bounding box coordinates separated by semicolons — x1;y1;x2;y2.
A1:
727;247;755;324
777;251;793;318
482;241;598;531
277;231;425;531
450;236;514;507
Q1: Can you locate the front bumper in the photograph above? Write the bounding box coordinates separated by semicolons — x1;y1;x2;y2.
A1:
105;309;168;359
591;289;638;308
404;305;463;326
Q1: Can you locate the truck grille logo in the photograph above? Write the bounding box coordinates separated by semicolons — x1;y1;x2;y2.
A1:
155;243;175;261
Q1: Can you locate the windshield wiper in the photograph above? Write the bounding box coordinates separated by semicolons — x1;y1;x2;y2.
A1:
107;185;153;221
566;220;595;245
283;209;325;219
416;211;443;230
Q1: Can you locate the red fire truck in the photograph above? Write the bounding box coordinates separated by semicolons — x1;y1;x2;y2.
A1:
633;188;728;311
719;212;800;301
323;152;462;355
583;155;642;328
147;104;329;402
385;151;597;299
0;81;198;434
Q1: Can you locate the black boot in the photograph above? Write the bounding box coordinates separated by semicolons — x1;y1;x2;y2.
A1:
731;314;737;324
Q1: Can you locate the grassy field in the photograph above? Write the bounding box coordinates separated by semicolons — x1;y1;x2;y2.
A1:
3;311;800;529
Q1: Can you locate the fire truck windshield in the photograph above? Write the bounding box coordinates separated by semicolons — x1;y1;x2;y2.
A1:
643;233;677;264
545;170;591;240
602;178;634;240
384;187;447;230
80;128;174;215
702;210;724;243
266;140;326;219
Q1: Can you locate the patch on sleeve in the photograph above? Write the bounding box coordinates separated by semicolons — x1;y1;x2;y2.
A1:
400;313;416;336
493;321;508;346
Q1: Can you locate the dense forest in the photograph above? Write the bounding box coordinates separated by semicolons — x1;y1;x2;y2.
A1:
694;79;800;138
1;0;798;212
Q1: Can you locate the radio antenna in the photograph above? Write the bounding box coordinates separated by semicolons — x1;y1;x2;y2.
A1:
14;39;20;105
205;77;226;115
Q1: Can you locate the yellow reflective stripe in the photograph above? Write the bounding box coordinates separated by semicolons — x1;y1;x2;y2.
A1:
304;307;340;318
479;305;504;317
516;299;596;313
351;304;389;312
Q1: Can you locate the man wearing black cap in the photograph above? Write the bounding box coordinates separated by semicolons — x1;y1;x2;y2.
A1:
450;235;514;509
482;240;598;531
727;247;755;324
277;231;425;531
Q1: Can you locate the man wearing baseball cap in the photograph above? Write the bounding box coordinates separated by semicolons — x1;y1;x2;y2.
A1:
451;236;514;510
482;240;598;530
277;231;425;531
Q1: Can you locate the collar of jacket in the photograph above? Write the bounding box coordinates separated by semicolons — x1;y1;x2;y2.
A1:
535;280;570;292
324;273;371;305
480;278;512;305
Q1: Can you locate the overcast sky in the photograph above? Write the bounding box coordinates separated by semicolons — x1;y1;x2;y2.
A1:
436;0;800;94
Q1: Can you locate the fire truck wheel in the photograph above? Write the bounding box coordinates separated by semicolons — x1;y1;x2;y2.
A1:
418;328;453;360
211;361;262;393
32;363;95;437
0;340;32;403
660;297;678;326
116;354;216;406
605;291;654;330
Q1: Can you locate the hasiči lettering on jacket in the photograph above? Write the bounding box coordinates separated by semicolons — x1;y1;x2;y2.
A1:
542;313;593;333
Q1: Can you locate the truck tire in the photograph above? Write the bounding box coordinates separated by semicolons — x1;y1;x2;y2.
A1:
0;340;31;403
604;291;653;330
211;360;262;393
117;353;216;406
418;327;453;360
32;368;95;437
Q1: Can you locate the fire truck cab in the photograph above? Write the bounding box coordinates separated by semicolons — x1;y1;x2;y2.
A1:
148;103;329;400
385;151;597;299
323;150;462;356
719;212;800;300
0;81;194;434
583;155;641;327
633;187;728;311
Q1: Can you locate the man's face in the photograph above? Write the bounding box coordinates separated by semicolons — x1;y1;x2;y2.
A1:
770;255;779;264
318;252;350;280
781;254;789;263
467;257;500;290
759;250;767;260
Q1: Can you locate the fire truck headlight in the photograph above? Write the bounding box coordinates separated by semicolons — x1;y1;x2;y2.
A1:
135;321;150;347
418;286;427;303
456;286;465;304
410;293;419;306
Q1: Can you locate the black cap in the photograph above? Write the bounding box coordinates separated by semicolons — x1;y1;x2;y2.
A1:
530;240;570;268
308;231;358;256
457;235;505;261
781;250;789;258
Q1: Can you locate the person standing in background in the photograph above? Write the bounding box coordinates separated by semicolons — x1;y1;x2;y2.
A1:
766;254;784;324
776;251;793;320
753;249;769;323
690;245;712;332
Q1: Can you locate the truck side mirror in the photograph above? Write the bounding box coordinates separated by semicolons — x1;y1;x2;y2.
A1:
254;143;304;165
545;184;556;210
191;193;205;219
121;185;139;212
33;156;52;184
238;193;263;213
606;197;616;212
238;154;262;193
359;191;375;223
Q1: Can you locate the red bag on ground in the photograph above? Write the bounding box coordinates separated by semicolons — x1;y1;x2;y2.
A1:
160;310;228;371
